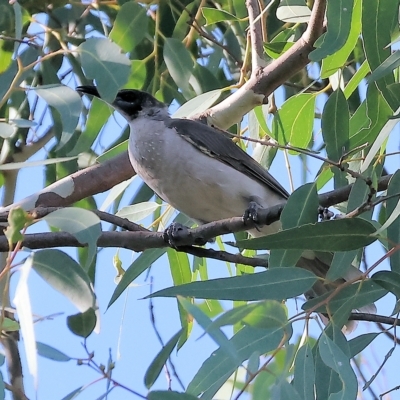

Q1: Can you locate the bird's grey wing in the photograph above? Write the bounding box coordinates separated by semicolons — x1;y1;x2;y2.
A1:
167;119;289;200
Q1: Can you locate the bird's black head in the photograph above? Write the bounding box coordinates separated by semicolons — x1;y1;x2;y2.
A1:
76;85;168;121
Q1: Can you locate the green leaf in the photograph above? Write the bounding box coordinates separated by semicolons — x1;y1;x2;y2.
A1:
36;342;71;362
109;2;148;53
31;249;96;313
144;329;183;389
367;51;400;84
237;218;376;251
302;280;387;314
318;333;357;400
163;38;194;99
108;248;166;308
116;202;161;222
310;0;353;61
263;41;294;59
44;208;101;270
387;171;400;273
69;97;112;155
4;207;30;244
349;83;392;151
0;317;19;331
272;381;302;400
0;122;15;138
320;0;361;78
148;392;198;400
321;89;349;188
148;268;316;301
67;308;96;338
172;89;222;118
78;38;131;103
96;140;128;163
123;59;147;90
293;343;314;400
362;0;400;110
187;325;292;399
178;298;240;364
270;183;319;268
343;61;370;99
35;85;82;149
349;333;379;358
208;300;288;331
276;94;316;151
326;250;358;282
372;271;400;299
201;8;239;25
276;0;311;23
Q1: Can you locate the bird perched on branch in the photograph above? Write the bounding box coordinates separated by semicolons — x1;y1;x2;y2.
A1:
76;85;375;331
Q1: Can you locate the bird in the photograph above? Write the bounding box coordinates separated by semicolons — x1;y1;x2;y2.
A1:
76;85;374;330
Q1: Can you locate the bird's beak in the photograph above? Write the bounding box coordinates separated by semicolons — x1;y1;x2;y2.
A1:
76;85;101;98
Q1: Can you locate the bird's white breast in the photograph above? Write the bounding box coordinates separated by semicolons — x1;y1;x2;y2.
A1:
127;117;284;235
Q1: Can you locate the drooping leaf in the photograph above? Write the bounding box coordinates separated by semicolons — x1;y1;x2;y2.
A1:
144;329;183;389
293;343;315;400
163;38;194;98
310;0;354;61
35;85;82;149
187;325;292;399
148;268;316;301
321;0;361;78
349;333;380;357
67;308;96;338
321;89;349;188
372;271;400;299
78;38;131;103
31;249;96;313
270;183;319;268
178;297;240;364
44;208;101;269
237;218;376;251
109;2;148;53
318;333;358;400
362;0;400;110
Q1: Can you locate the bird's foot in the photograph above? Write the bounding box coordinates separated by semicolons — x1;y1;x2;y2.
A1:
163;222;208;248
243;201;264;231
163;222;190;248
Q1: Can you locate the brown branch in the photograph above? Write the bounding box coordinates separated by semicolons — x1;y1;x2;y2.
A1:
247;0;265;72
196;0;327;128
349;313;400;326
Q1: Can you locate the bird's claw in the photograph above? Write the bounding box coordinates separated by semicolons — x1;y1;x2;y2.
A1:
163;222;190;248
243;201;264;231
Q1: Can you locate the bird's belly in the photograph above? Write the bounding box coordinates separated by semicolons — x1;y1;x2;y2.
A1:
128;126;284;234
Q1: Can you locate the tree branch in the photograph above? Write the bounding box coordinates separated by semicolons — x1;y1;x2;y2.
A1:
247;0;265;72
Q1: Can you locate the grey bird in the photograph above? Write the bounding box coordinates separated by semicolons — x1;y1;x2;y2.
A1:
76;85;374;330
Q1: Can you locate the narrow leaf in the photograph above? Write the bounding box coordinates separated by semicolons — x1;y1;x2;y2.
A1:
237;218;376;251
144;329;183;389
148;268;316;301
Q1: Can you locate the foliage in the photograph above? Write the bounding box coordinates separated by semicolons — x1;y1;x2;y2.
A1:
0;0;399;399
